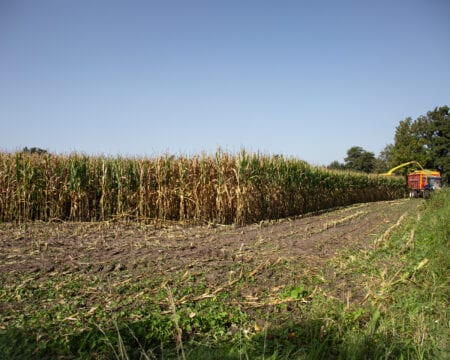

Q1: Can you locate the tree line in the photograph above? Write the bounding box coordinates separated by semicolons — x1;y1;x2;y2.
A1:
328;105;449;184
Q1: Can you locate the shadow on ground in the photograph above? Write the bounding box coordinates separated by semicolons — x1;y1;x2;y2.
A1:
0;317;426;360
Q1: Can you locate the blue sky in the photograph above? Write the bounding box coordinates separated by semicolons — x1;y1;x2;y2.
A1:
1;0;449;165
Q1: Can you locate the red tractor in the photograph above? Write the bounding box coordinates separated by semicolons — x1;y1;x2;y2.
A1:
383;161;442;199
407;169;442;199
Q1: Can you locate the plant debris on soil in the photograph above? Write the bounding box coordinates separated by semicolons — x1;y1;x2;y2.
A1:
0;199;416;278
0;198;424;357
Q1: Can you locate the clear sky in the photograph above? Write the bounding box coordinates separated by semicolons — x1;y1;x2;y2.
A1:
1;0;449;165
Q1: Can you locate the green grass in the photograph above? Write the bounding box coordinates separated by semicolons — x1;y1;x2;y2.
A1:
0;190;448;359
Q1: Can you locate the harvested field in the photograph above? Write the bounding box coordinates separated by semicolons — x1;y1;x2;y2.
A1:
0;198;428;358
1;199;415;280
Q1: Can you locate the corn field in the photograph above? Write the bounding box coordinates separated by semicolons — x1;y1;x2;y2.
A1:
0;151;406;224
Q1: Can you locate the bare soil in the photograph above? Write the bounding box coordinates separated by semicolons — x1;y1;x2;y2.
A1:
0;199;419;285
0;196;425;356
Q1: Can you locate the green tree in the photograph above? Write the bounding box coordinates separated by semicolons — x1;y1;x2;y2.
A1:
328;160;346;170
344;146;375;173
427;106;450;183
374;144;394;173
22;147;48;155
392;106;449;183
391;117;430;168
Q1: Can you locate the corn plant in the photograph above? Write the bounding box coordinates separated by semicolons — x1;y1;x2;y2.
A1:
0;151;406;224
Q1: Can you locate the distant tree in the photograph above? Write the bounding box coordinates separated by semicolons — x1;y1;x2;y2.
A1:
374;144;394;173
391;117;430;169
327;160;346;170
22;147;48;155
391;105;449;183
344;146;375;173
427;106;449;183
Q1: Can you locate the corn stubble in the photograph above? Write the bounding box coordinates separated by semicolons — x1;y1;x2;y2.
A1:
0;150;405;224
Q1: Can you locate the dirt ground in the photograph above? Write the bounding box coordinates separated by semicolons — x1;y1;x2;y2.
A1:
0;199;419;283
0;197;425;352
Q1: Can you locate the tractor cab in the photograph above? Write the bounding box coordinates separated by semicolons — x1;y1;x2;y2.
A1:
427;176;442;191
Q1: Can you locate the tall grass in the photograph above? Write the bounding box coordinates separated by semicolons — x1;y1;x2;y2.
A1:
0;150;406;224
